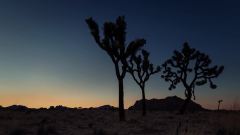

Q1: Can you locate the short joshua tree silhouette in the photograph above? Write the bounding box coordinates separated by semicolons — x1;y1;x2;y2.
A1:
161;42;224;114
127;49;160;116
218;100;223;111
86;16;145;121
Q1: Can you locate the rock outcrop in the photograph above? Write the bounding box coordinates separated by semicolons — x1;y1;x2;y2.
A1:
128;96;205;111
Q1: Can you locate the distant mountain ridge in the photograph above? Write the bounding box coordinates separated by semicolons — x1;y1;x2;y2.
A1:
5;105;29;111
90;105;118;110
0;96;205;111
128;96;206;111
0;105;118;111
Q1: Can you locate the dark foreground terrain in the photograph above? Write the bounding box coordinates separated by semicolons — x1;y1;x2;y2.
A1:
0;108;239;135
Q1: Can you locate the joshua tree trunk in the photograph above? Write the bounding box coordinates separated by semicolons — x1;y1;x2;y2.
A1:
180;97;191;114
179;89;192;114
141;86;146;116
217;100;223;111
118;77;125;121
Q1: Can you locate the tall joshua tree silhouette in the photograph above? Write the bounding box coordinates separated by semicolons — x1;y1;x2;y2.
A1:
86;16;145;121
127;49;160;116
218;99;223;111
161;42;224;114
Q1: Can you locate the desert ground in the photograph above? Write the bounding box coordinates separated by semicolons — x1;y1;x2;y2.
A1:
0;109;239;135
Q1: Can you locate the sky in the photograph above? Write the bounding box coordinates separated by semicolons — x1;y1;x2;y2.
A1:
0;0;239;109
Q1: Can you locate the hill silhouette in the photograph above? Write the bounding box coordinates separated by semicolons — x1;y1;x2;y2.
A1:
0;97;205;112
41;96;204;112
91;105;118;111
128;96;206;111
4;105;29;111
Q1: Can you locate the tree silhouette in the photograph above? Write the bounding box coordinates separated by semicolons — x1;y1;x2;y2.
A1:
127;49;160;116
218;99;223;111
161;42;224;114
86;16;145;121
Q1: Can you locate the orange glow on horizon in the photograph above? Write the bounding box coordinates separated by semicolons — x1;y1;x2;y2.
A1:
0;95;236;110
0;92;137;109
0;87;237;110
0;98;135;109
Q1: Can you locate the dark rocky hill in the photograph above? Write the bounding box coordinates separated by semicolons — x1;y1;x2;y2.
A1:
128;96;206;111
93;105;118;111
4;105;29;111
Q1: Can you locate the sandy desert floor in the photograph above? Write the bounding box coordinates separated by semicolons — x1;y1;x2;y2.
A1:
0;109;239;135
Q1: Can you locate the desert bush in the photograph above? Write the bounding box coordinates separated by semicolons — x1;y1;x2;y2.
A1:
88;123;94;128
9;128;28;135
37;125;58;135
93;128;107;135
216;127;240;135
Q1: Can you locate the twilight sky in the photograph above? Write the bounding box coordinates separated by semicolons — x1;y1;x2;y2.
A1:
0;0;239;109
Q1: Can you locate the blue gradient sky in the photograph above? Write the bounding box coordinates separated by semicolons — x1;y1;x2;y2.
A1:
0;0;239;109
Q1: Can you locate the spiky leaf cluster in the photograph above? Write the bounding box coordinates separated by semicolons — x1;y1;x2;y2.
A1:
127;49;161;87
86;16;145;76
161;42;224;98
218;100;223;103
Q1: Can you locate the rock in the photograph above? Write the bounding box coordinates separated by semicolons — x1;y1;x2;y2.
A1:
6;105;29;111
128;96;206;111
95;105;117;111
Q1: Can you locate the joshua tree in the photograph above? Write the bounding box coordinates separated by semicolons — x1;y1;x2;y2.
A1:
86;16;145;121
161;42;224;114
218;99;223;111
127;49;160;116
